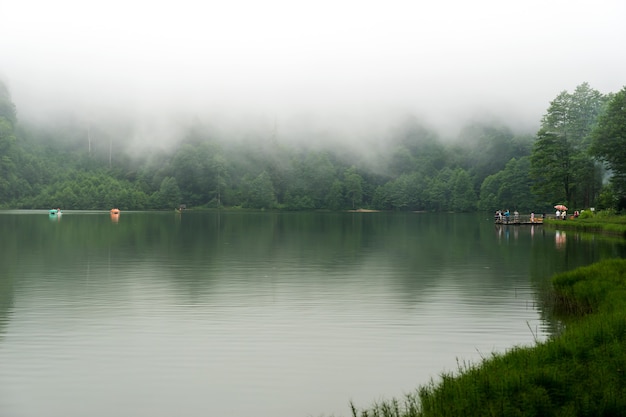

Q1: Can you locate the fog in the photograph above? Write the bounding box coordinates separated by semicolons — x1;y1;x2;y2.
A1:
1;0;625;144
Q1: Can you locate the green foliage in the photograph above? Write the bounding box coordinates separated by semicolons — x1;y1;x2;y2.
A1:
156;176;182;209
446;168;475;211
455;123;533;190
170;143;212;206
245;171;276;209
344;166;363;209
17;170;151;210
0;80;622;214
326;179;344;211
552;259;626;313
284;191;315;211
479;157;537;212
0;80;17;127
596;183;620;210
530;83;607;210
375;172;426;211
590;86;626;200
0;81;19;205
530;130;571;203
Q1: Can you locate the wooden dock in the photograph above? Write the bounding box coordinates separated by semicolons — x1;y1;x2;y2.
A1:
494;214;543;225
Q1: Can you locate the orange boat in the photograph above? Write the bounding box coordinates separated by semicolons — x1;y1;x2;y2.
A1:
110;208;120;214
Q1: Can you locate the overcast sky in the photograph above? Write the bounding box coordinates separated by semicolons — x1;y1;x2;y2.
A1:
1;0;625;138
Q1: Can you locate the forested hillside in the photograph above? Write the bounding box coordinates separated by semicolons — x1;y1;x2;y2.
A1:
1;80;624;212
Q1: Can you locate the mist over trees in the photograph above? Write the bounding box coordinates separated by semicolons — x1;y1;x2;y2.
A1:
1;79;624;213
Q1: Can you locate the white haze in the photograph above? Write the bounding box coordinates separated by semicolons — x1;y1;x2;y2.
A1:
1;0;625;144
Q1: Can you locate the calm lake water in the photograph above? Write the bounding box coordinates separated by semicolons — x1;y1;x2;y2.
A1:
1;210;625;417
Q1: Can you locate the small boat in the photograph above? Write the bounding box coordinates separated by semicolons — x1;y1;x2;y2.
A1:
110;208;120;214
49;209;62;215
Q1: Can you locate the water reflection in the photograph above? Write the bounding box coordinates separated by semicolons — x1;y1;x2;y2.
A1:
0;211;625;417
555;230;566;249
496;224;569;251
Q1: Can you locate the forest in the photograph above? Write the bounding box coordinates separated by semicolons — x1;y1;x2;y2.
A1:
1;80;625;213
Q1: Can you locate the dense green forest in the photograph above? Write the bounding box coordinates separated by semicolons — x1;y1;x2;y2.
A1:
1;80;625;212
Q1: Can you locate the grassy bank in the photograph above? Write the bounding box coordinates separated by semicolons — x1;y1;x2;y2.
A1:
348;259;626;417
544;212;626;237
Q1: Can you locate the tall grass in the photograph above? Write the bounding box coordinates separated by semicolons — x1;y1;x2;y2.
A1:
348;259;626;417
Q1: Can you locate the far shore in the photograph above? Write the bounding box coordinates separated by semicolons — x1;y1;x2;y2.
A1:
346;208;382;212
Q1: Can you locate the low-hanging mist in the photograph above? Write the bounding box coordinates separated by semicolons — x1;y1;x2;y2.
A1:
1;0;625;213
2;0;625;149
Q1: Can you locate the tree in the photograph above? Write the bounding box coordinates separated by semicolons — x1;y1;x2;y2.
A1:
456;123;533;190
344;166;363;209
450;168;477;212
247;171;276;209
480;157;536;212
0;81;18;204
530;83;606;209
375;172;428;211
326;179;344;210
211;153;227;208
170;142;214;206
590;86;626;204
478;174;499;212
156;177;181;209
0;81;16;127
530;130;572;204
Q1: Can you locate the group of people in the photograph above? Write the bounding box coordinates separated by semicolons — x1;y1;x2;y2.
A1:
555;209;580;220
495;209;519;223
495;210;546;223
495;208;581;223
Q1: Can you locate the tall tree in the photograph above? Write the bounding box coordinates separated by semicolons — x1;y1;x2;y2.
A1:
530;130;572;205
344;166;363;209
530;83;606;209
590;86;626;205
211;153;227;208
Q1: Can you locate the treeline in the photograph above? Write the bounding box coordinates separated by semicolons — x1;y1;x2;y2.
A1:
1;80;625;212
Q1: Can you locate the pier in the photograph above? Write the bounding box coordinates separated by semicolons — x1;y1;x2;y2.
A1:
494;214;544;225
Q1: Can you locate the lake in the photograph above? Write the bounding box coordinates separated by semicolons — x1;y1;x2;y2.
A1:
1;210;624;417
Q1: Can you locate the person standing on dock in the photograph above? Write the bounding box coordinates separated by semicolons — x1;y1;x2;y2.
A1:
530;212;535;223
